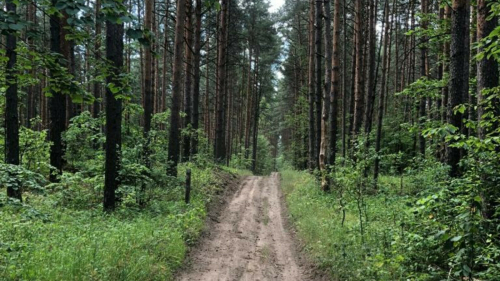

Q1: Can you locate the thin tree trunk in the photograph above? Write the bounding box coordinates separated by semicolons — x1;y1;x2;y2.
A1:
418;0;428;156
93;0;102;120
5;0;21;201
144;0;154;137
364;0;378;136
307;0;316;170
320;0;333;190
214;0;228;163
341;0;347;159
191;0;202;155
315;0;323;168
182;0;193;161
353;0;365;138
374;0;391;185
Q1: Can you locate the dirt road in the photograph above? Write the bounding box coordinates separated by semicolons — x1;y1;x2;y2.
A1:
178;173;310;281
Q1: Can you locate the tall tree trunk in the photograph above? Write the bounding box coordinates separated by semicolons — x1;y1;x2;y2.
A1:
191;0;202;155
103;12;124;212
144;0;154;137
314;0;323;168
477;0;499;219
251;54;261;173
447;0;470;177
205;36;211;145
214;0;228;163
441;6;451;137
320;0;333;191
341;0;347;159
477;0;499;139
364;0;378;136
25;3;35;129
182;0;193;161
49;0;67;182
167;0;187;176
5;0;21;201
307;0;316;170
353;0;365;138
93;0;102;120
419;0;428;156
374;0;391;184
244;45;253;160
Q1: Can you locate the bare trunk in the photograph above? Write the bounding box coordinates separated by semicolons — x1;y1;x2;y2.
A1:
214;0;228;163
307;0;316;170
167;0;187;176
447;0;470;177
103;12;124;212
182;0;193;161
353;0;365;138
5;0;21;201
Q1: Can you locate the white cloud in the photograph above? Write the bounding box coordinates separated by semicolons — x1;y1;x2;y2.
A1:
269;0;285;13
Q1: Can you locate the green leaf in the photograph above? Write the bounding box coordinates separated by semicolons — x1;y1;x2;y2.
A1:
8;23;24;30
126;28;143;39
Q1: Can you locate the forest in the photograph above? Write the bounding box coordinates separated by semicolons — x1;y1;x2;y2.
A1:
1;0;500;280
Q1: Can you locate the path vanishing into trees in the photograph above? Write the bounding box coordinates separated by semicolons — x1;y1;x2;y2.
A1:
178;173;316;281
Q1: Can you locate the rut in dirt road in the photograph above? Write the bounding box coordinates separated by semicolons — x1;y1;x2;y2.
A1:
178;173;308;281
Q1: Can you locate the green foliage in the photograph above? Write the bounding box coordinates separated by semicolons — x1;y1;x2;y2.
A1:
19;125;51;175
63;112;105;171
0;164;47;195
254;135;276;175
281;169;410;280
229;135;275;175
0;163;235;280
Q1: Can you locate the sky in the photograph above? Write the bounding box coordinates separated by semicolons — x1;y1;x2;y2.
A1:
268;0;285;13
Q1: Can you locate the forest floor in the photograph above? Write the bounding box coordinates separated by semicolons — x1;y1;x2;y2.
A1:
177;173;319;281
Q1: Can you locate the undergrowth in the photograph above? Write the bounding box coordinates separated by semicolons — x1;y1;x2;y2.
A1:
281;169;411;280
0;164;246;281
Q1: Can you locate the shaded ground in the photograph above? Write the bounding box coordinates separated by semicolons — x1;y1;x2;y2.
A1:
178;173;316;281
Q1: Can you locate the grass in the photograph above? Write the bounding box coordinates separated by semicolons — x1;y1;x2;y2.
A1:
280;170;409;281
0;163;239;281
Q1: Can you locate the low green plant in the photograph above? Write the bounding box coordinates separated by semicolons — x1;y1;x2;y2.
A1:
0;162;237;280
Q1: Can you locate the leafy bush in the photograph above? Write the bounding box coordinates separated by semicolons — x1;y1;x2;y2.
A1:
63;111;105;171
0;163;47;195
19;126;51;175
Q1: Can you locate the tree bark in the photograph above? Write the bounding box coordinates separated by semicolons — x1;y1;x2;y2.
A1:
307;0;316;170
477;0;499;139
93;0;102;120
103;13;124;212
447;0;470;177
214;0;228;163
49;0;67;182
477;0;499;220
167;0;187;176
144;0;154;137
5;0;21;201
191;0;202;155
314;0;323;169
374;0;391;184
353;0;365;137
419;0;428;156
182;0;193;161
320;0;333;191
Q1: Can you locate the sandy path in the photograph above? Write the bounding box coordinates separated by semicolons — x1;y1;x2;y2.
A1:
178;173;308;281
